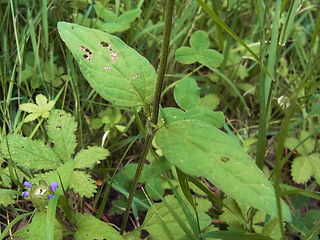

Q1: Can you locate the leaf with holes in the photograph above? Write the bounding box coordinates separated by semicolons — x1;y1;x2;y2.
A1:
69;171;97;198
58;22;156;108
155;119;292;222
74;212;123;240
0;134;61;171
47;109;77;162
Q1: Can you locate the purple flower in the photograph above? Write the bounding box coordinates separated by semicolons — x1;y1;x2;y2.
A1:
50;182;59;192
22;191;29;197
23;181;32;188
47;194;54;200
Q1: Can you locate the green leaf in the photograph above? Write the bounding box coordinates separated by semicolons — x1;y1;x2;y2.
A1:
175;47;198;64
118;9;142;24
291;153;320;184
139;195;211;240
69;171;97;198
74;212;123;240
175;31;223;67
47;109;77;162
58;22;157;108
155;120;291;222
74;146;110;169
13;212;63;240
185;106;225;128
199;93;220;110
0;192;15;207
94;4;117;22
161;107;185;123
198;49;224;67
190;31;210;51
19;94;55;122
0;134;61;171
174;78;200;110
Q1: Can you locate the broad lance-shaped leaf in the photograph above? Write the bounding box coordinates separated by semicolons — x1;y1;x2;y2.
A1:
47;109;77;162
155;120;292;222
58;22;156;108
0;134;61;171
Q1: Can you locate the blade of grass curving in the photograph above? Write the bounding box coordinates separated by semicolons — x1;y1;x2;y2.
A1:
46;195;60;240
195;0;271;77
310;11;320;49
280;0;300;45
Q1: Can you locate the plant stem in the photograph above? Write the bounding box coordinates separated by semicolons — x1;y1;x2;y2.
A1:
120;0;174;234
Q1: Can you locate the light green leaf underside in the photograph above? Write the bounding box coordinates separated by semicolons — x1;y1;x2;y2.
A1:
74;146;110;169
58;22;156;107
47;109;77;162
155;120;291;222
74;212;124;240
69;171;97;198
0;134;61;170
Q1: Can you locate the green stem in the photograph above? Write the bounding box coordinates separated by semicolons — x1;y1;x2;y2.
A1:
120;0;174;234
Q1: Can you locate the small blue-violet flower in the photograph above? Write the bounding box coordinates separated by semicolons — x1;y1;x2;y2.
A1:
47;194;54;200
22;191;29;197
23;181;32;188
50;182;59;192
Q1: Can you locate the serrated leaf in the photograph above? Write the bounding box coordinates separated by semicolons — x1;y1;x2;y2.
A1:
0;192;15;207
155;120;291;222
58;22;156;108
174;78;200;110
291;153;320;184
74;146;109;169
74;212;123;240
140;195;211;240
69;171;97;197
47;109;77;162
0;134;61;171
19;94;55;122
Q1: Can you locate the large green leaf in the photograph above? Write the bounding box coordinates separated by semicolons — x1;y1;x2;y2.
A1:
47;109;77;162
74;146;110;169
0;134;61;171
58;22;156;108
74;212;123;240
155;120;291;222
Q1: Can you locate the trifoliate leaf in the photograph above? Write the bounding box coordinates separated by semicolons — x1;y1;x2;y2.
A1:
69;171;97;198
0;134;61;171
74;212;124;240
291;153;320;184
74;146;110;169
174;78;200;110
19;94;55;122
47;109;77;162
